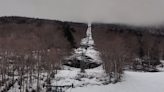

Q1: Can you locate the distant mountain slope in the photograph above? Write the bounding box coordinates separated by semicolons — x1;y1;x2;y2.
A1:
92;23;164;36
92;22;164;73
0;16;87;48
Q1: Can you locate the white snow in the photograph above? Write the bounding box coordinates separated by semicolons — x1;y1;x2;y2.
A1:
40;64;164;92
81;22;94;45
66;71;164;92
73;23;102;64
54;57;164;92
52;59;164;92
52;65;106;88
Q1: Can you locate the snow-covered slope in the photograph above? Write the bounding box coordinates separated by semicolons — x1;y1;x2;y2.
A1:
67;71;164;92
75;23;101;64
38;64;164;92
64;23;102;68
48;60;164;92
8;65;163;92
53;66;106;87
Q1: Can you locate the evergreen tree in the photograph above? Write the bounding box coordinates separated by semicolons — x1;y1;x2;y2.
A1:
150;40;160;61
62;22;76;48
138;38;144;58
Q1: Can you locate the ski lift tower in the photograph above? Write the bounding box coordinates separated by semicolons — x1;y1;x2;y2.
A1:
80;45;86;73
80;24;91;73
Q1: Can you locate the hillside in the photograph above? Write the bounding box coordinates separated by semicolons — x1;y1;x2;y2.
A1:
0;16;87;48
92;23;164;72
0;16;87;92
0;17;164;92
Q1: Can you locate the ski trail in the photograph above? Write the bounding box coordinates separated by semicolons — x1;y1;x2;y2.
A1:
66;22;102;67
81;22;94;46
74;22;102;64
87;22;92;40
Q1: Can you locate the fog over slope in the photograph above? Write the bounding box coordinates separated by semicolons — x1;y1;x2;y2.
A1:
0;0;164;25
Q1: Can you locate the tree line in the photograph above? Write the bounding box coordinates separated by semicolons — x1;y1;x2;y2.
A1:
92;24;164;83
0;17;86;92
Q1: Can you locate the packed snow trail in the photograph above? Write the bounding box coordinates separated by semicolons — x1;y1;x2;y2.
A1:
64;22;102;68
74;22;102;64
81;22;94;46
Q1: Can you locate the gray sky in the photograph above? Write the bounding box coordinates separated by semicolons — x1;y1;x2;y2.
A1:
0;0;164;25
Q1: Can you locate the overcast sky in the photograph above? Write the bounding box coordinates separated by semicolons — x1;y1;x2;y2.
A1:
0;0;164;25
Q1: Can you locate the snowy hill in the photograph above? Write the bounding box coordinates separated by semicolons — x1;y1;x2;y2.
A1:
1;18;164;92
63;23;102;68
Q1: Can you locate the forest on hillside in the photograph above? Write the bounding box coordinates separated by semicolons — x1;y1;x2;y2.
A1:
0;16;164;91
0;16;87;92
92;23;164;82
